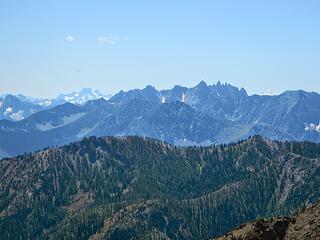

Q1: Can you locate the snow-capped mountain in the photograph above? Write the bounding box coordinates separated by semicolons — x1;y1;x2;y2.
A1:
1;81;320;157
0;95;43;121
52;88;112;105
0;88;112;120
32;88;112;107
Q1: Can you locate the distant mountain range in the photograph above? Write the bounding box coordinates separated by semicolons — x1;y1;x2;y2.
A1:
0;88;111;121
0;135;319;239
1;81;320;157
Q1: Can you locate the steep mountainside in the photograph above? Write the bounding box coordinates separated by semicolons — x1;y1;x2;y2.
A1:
216;198;320;240
233;90;320;141
0;136;319;239
0;99;228;156
110;81;247;120
110;82;320;142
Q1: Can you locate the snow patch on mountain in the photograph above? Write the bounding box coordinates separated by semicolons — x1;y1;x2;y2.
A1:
305;123;320;132
38;99;53;107
4;107;13;114
4;107;24;121
10;111;24;121
181;93;186;103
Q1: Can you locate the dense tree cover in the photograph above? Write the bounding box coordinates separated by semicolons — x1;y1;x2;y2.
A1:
0;135;319;239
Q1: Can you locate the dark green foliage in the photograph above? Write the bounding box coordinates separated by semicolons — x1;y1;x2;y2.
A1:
0;135;319;239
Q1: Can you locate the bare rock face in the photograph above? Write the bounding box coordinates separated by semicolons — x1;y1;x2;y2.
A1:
216;200;320;240
285;200;320;240
215;217;293;240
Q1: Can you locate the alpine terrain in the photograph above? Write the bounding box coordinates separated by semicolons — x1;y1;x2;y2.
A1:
1;82;320;157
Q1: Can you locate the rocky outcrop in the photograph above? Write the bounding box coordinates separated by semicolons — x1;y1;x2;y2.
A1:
216;200;320;240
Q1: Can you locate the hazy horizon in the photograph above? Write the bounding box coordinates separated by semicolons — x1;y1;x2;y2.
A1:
1;80;319;99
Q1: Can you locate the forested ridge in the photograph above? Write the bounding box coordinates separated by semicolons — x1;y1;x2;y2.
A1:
0;135;319;239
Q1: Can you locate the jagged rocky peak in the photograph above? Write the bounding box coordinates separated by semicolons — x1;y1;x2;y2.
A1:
109;80;249;105
239;87;247;96
144;84;156;91
199;80;208;86
2;94;21;104
212;81;248;98
171;84;187;93
142;84;159;95
195;80;209;89
159;85;189;103
84;97;108;106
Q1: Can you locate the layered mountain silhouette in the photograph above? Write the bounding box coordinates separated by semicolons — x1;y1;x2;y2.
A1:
0;135;319;239
1;81;320;157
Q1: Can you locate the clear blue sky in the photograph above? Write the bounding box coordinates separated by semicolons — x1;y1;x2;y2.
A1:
1;0;320;97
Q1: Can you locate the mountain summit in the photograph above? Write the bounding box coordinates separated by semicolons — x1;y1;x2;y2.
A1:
55;88;111;105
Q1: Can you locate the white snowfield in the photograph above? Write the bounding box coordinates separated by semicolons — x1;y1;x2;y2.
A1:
305;123;320;132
